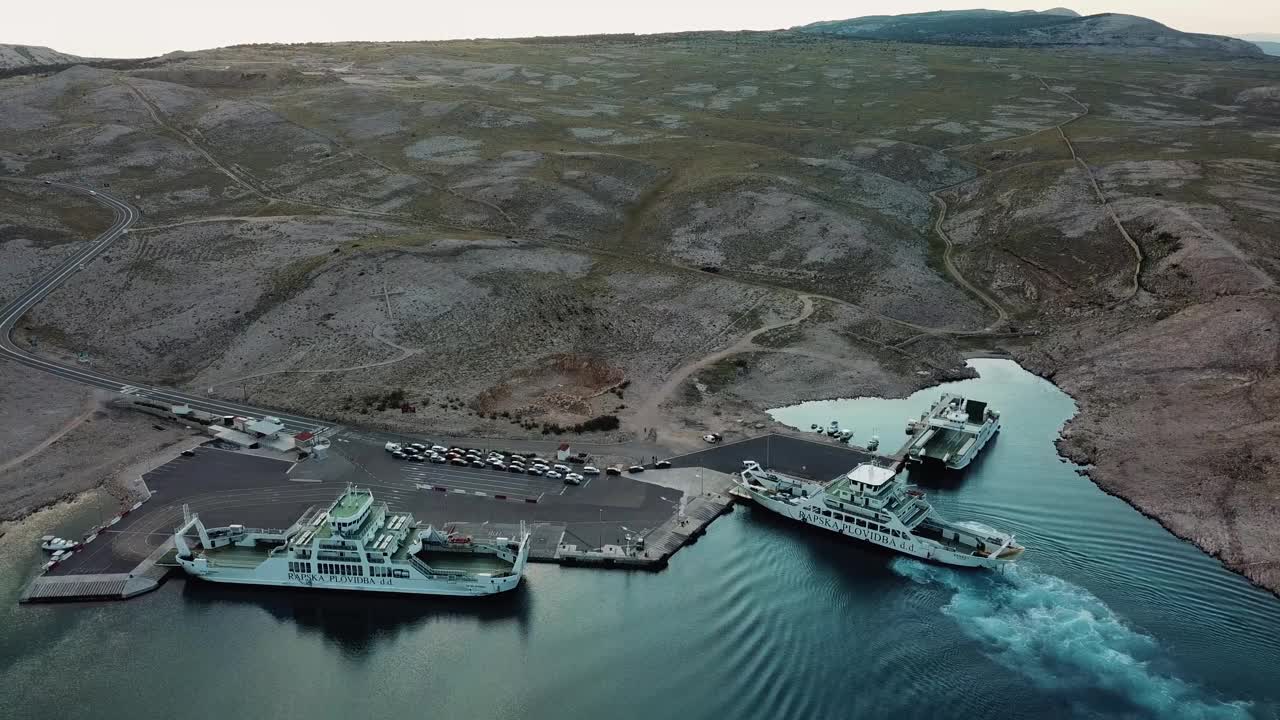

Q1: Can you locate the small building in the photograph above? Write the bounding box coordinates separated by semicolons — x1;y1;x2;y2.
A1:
210;427;260;449
246;416;285;439
556;443;572;461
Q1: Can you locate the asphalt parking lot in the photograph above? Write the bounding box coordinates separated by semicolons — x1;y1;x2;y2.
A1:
348;441;594;502
49;448;297;575
669;433;883;480
46;438;686;578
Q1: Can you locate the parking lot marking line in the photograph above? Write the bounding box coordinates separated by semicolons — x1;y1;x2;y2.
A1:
286;462;298;474
289;478;322;483
395;469;542;494
396;468;531;487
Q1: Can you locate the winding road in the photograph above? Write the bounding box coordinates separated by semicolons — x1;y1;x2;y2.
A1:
0;178;330;435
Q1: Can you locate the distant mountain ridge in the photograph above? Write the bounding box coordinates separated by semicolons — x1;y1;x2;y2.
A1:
797;9;1263;57
0;44;85;70
1245;41;1280;56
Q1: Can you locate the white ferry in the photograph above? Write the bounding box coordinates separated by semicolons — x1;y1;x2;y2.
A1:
904;394;1000;470
173;486;531;596
736;460;1023;568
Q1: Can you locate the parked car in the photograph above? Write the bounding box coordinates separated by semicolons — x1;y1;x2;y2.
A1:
553;464;571;474
655;460;672;469
628;465;645;473
431;445;447;453
582;466;600;475
564;473;583;485
450;458;467;466
408;454;425;462
527;468;544;476
409;443;426;451
546;471;563;480
392;450;406;459
430;456;446;464
605;466;622;476
384;442;402;453
508;465;525;473
703;433;723;444
490;462;506;471
470;460;486;468
181;449;196;457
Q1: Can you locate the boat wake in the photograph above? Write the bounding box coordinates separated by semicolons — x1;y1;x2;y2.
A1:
892;559;1253;719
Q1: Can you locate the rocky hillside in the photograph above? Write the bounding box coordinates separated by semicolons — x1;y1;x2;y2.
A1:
0;44;84;70
799;10;1263;57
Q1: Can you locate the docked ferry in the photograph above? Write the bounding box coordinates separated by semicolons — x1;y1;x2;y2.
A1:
174;486;531;596
735;460;1023;568
904;394;1000;470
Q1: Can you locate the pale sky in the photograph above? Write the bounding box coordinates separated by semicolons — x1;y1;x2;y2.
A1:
9;1;1278;58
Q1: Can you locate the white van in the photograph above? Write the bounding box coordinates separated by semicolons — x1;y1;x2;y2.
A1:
385;442;402;453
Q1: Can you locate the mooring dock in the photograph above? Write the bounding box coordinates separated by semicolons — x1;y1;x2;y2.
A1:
18;448;743;603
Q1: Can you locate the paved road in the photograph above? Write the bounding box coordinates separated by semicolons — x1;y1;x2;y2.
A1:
0;178;329;435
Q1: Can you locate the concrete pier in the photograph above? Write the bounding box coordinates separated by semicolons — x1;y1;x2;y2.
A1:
20;538;174;603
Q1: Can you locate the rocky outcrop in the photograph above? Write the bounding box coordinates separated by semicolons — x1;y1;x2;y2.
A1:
0;44;84;70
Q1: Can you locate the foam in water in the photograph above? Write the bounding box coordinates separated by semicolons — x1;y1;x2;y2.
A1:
892;559;1253;719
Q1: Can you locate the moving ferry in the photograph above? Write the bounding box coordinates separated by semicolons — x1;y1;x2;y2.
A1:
735;460;1023;569
174;486;531;596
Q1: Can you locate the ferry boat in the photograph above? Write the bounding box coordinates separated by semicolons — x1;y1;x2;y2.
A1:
904;394;1000;470
735;460;1023;568
173;486;531;596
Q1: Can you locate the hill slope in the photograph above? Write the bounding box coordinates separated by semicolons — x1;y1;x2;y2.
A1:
799;10;1263;56
0;44;84;69
1248;41;1280;56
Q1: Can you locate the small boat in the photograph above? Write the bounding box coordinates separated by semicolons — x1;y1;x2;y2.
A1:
867;436;880;452
41;536;78;552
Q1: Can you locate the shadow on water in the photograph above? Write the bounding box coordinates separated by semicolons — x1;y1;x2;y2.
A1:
180;578;533;657
903;462;968;492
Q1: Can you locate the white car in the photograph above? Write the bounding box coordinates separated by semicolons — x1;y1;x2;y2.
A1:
582;466;600;475
490;462;506;471
564;473;583;485
546;471;563;480
553;464;572;474
384;442;402;453
431;445;448;453
703;433;722;444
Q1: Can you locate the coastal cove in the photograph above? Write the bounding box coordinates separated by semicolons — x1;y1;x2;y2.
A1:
0;360;1276;719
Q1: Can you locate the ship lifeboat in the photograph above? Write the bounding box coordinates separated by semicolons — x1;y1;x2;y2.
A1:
448;535;473;545
906;489;924;498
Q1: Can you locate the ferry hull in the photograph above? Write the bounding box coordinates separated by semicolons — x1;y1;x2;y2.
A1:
741;484;1006;569
178;559;522;597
